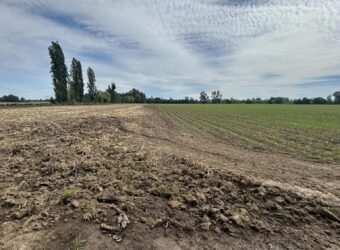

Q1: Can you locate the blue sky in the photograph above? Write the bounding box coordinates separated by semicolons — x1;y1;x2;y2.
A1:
0;0;339;99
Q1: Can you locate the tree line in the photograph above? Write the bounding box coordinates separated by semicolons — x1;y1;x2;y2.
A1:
1;86;339;105
0;95;24;102
47;42;339;105
195;91;340;104
48;41;146;104
146;91;340;104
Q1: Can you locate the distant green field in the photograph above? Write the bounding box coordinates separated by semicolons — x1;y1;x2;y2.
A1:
158;104;340;163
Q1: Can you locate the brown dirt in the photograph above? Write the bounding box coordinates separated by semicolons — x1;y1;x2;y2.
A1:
0;104;339;250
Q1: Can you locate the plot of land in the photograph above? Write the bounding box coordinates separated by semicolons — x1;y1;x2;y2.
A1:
0;104;339;249
159;104;340;163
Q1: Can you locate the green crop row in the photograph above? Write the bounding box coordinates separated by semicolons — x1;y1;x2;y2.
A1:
158;104;340;163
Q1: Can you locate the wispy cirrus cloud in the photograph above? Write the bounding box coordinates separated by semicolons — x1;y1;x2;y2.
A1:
0;0;339;99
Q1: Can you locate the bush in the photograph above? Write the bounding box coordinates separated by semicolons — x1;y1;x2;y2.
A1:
0;94;20;102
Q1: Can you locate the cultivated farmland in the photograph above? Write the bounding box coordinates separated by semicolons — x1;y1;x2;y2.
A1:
0;105;339;249
159;104;340;163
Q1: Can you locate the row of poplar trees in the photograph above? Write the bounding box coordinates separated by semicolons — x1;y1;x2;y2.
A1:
48;41;97;103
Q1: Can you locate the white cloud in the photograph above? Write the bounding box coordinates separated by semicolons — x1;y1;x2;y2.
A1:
0;0;339;99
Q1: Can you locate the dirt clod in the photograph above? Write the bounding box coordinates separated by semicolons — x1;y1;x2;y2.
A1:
168;200;183;209
231;209;250;227
71;200;80;208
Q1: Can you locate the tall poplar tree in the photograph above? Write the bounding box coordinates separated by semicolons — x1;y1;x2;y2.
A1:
48;41;68;102
69;58;78;102
107;82;117;103
87;67;97;102
69;58;84;102
77;60;84;102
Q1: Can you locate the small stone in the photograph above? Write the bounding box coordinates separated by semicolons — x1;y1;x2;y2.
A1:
275;204;283;210
257;187;266;197
229;232;237;237
214;226;222;233
231;208;250;227
200;215;211;231
250;220;270;232
168;200;183;209
195;192;207;203
266;201;277;211
217;213;229;224
71;200;80;208
200;221;211;231
12;211;25;219
184;194;198;207
249;203;259;211
135;152;145;161
16;173;23;179
139;217;147;223
223;181;234;191
97;185;103;193
121;147;129;153
202;214;210;223
274;196;285;204
76;183;83;188
215;198;224;206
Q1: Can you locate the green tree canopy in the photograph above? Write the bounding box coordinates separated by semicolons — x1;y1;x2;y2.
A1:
333;91;340;104
87;67;97;102
0;94;20;102
69;58;84;102
96;90;110;103
48;41;68;103
211;90;222;103
200;91;209;103
107;82;117;103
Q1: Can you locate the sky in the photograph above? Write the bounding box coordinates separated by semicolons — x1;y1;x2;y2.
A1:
0;0;339;100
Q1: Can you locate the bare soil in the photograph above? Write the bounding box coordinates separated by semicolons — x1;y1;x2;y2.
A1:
0;104;339;250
